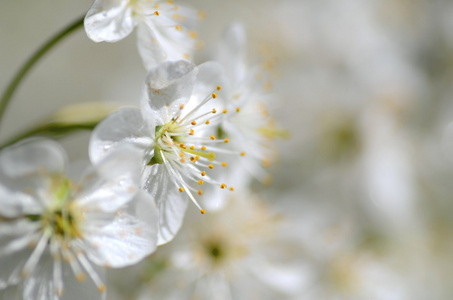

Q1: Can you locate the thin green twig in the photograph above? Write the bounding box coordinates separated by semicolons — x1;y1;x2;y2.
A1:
0;15;85;131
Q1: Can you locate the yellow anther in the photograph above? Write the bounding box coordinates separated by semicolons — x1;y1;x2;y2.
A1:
195;155;200;160
174;5;178;10
221;161;227;167
179;152;185;157
154;11;160;16
212;93;217;99
212;108;217;113
183;53;190;59
220;184;227;189
198;180;204;185
167;0;174;4
180;158;186;163
189;129;194;135
190;156;195;162
179;187;184;192
262;159;271;168
201;146;207;151
98;285;107;293
198;10;207;20
173;13;179;20
200;208;206;214
190;146;195;150
191;120;197;125
180;104;184;109
210;135;215;140
223;109;228;114
201;171;206;176
198;190;203;195
205;120;210;125
189;31;198;39
229;187;234;191
154;4;159;9
224;138;229;143
217;85;222;91
208;164;214;169
236;107;240;112
76;273;86;282
179;143;186;149
175;25;182;31
240;152;246;156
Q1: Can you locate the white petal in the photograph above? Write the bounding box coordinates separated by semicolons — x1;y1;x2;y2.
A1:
218;22;247;86
85;191;158;267
136;22;166;70
89;107;153;165
0;184;40;218
143;60;197;122
191;61;230;101
77;146;144;213
84;0;135;43
143;165;188;245
0;139;67;179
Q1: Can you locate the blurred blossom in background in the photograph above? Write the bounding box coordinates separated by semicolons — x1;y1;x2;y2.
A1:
2;0;453;299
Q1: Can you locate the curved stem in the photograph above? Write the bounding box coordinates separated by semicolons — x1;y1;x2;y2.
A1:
0;15;85;130
0;122;97;151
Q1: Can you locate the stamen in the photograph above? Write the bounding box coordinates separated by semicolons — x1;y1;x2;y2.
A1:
220;184;227;189
229;187;235;191
179;187;184;192
198;190;203;195
154;11;160;16
200;209;206;214
201;171;206;176
221;162;227;167
198;180;204;185
77;252;106;293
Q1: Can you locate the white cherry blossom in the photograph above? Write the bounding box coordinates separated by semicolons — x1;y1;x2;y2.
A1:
89;60;240;245
0;139;159;300
84;0;202;69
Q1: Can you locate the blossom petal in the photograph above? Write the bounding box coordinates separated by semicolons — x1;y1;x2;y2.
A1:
143;165;188;245
84;0;135;42
137;17;195;70
218;23;247;86
142;60;197;124
0;139;67;179
191;61;230;101
84;190;159;268
77;146;144;213
89;107;153;165
0;184;41;218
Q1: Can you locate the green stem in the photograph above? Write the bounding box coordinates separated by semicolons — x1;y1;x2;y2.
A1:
0;15;85;130
0;122;97;151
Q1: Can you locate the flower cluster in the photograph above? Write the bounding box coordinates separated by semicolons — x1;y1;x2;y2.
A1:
0;1;290;299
